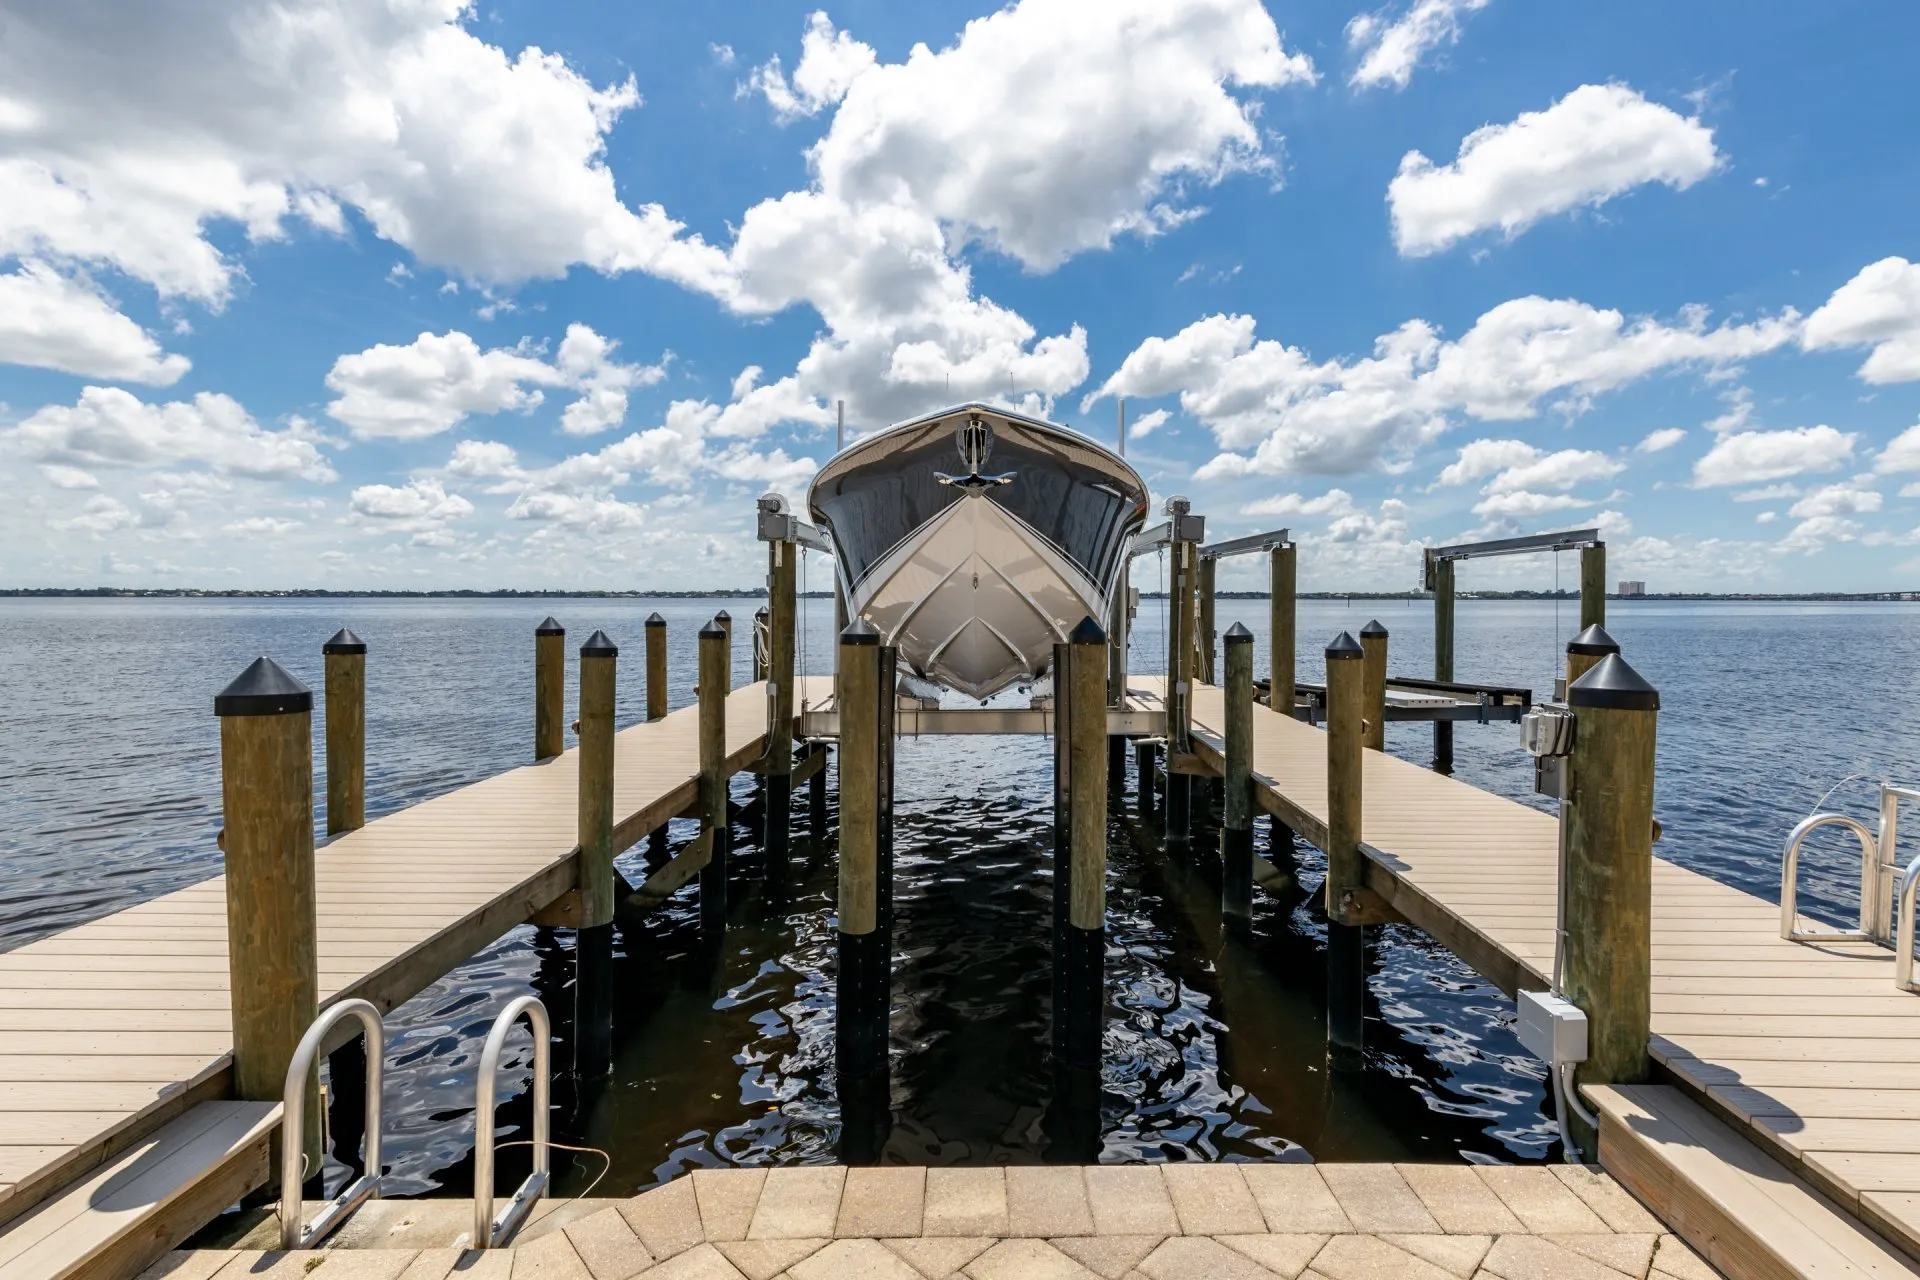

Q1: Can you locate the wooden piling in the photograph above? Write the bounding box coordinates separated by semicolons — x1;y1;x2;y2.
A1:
1107;580;1128;790
1359;620;1388;753
1058;616;1109;1068
766;539;797;885
535;617;565;762
577;630;617;929
1324;632;1366;1060
1566;622;1618;687
1052;638;1071;1025
1581;542;1607;629
1269;544;1296;719
1166;531;1195;857
698;619;729;935
214;657;320;1171
1222;622;1255;922
1564;653;1659;1155
836;619;887;1084
1432;556;1455;774
644;612;668;866
323;629;366;835
1135;741;1156;819
1197;555;1217;686
715;609;733;692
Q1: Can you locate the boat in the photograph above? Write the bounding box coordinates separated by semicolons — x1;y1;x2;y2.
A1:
807;402;1150;699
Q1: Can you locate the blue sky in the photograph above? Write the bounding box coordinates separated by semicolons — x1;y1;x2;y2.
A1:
3;0;1918;591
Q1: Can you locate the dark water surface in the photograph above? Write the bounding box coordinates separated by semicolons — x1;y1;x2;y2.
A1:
3;596;1918;1196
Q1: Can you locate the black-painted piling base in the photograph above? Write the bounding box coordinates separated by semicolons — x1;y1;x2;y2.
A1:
836;928;889;1083
1108;735;1127;791
1052;924;1104;1069
646;826;669;871
700;824;730;937
808;751;828;838
1044;1061;1102;1164
1134;743;1156;819
575;922;614;1081
764;771;791;889
1327;920;1365;1071
1165;772;1191;857
1222;825;1253;921
1433;721;1454;775
327;1038;367;1178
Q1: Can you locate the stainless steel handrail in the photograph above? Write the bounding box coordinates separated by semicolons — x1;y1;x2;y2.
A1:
473;995;551;1250
281;998;384;1250
1898;854;1920;993
1779;813;1879;941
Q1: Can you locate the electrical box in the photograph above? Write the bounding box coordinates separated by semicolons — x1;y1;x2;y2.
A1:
1521;704;1574;799
1516;989;1587;1066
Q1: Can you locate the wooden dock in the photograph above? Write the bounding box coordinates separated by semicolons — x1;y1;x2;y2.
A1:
1153;676;1920;1277
0;678;820;1275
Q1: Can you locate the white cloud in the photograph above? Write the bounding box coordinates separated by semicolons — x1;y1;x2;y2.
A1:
1756;510;1778;524
1733;483;1798;502
1095;296;1793;477
0;261;191;384
1637;427;1686;453
53;494;138;534
1691;425;1856;488
347;478;474;542
1436;437;1537;486
1803;257;1920;384
6;385;335;480
747;12;878;122
1788;481;1881;520
1388;83;1720;257
324;326;663;440
222;516;301;535
1129;408;1171;439
1483;448;1622;493
39;464;100;490
0;0;733;306
1471;489;1592;519
1345;0;1491;91
1878;423;1920;474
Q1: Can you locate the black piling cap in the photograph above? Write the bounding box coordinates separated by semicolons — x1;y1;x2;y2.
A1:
644;611;665;628
535;616;564;636
1326;631;1364;661
1224;621;1254;645
1567;623;1620;656
1567;652;1659;711
214;657;313;717
840;616;880;645
1069;614;1107;646
700;617;727;641
755;606;770;619
580;629;618;658
1360;619;1389;639
322;628;366;655
715;609;732;622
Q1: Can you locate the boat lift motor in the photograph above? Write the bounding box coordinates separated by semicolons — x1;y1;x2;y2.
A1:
1521;702;1576;799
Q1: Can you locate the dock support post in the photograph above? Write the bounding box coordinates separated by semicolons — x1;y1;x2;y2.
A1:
1051;639;1071;1033
1197;555;1217;686
535;616;565;763
1166;510;1197;858
644;613;668;865
1135;742;1156;820
1057;617;1109;1068
836;619;889;1156
1564;653;1658;1156
767;540;797;888
1324;632;1367;1065
1108;579;1128;791
1359;620;1388;753
215;657;320;1176
1433;558;1455;774
1222;622;1255;923
809;743;829;840
1269;544;1295;717
323;629;366;835
716;609;733;693
1580;542;1607;630
698;619;729;937
576;629;617;1080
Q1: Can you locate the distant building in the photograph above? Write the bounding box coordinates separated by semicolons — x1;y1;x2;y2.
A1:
1617;580;1647;597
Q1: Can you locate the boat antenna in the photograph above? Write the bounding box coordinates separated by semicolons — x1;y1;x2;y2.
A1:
1118;397;1126;458
836;400;843;452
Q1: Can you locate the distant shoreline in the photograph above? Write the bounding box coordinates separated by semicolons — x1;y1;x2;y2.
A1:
3;587;1916;603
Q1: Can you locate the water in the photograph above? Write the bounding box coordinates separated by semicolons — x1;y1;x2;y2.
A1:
3;596;1918;1196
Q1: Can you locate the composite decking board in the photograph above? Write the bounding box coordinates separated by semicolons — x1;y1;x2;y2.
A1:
0;680;791;1240
1148;675;1920;1264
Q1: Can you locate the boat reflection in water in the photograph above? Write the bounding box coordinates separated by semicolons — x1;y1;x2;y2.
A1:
807;403;1150;699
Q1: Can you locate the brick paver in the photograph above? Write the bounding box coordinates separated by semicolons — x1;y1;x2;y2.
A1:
142;1163;1724;1280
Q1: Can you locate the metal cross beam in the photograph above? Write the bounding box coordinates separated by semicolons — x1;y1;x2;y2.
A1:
1422;528;1599;589
1200;528;1291;561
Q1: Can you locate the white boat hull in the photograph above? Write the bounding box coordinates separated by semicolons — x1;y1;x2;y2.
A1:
852;490;1105;699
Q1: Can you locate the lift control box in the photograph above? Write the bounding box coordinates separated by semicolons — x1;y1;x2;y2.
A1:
1517;989;1588;1065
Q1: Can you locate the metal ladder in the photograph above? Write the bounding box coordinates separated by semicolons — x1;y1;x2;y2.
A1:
277;994;552;1251
1780;783;1920;991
